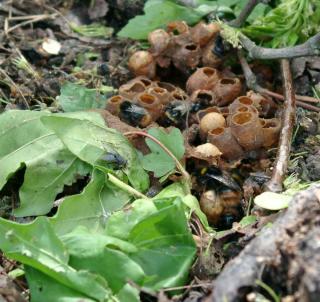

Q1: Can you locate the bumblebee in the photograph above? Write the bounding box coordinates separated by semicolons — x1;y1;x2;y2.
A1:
163;100;189;126
119;101;151;127
212;35;225;58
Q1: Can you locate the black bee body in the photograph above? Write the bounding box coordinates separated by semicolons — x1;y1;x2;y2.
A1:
163;101;189;126
212;35;225;58
100;152;127;170
119;101;148;126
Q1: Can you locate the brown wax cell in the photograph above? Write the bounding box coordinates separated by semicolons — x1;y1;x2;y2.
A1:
207;127;244;160
146;86;172;105
230;112;264;151
119;80;146;100
128;50;156;79
215;77;242;106
191;90;216;106
136;93;163;120
261;118;281;147
148;29;170;56
106;95;124;115
190;21;220;46
186;67;220;94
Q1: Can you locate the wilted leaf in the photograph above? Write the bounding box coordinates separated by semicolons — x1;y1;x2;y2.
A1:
142;127;184;178
254;192;291;210
57;82;106;112
0;110;90;216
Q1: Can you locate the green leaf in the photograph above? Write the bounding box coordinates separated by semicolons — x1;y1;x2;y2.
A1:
118;0;202;40
0;217;111;301
243;0;319;47
17;148;91;216
239;215;257;227
57;82;106;112
107;197;196;289
105;198;158;240
128;198;196;289
115;284;140;302
254;192;291;210
41;113;149;192
155;182;210;230
61;226;137;256
0;110;90;216
70;23;113;38
142;127;184;178
26;267;96;302
51;170;130;236
61;226;145;293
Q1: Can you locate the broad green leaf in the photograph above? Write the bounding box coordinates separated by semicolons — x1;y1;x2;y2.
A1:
115;284;140;302
254;192;291;210
106;197;196;289
0;110;90;216
68;247;145;293
155;182;210;230
26;267;96;302
51;170;130;236
57;82;106;112
118;0;202;40
61;226;145;293
61;226;137;256
142;127;184;178
17;148;90;216
128;198;196;289
105;198;158;240
42;114;149;191
0;217;111;301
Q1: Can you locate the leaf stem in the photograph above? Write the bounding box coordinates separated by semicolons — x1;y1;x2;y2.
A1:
124;131;191;191
107;173;149;199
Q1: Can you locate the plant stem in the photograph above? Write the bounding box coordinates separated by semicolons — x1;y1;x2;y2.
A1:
229;0;268;28
238;51;320;112
124;131;191;190
107;173;149;199
239;32;320;60
264;59;296;192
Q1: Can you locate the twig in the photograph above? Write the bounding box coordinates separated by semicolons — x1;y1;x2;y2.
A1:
107;173;148;199
229;0;268;28
238;51;320;112
0;67;29;109
239;32;320;60
5;13;57;34
124;131;191;190
264;59;296;192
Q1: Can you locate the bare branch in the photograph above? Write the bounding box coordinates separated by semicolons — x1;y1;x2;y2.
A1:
264;59;296;192
229;0;269;28
240;33;320;60
238;51;320;112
